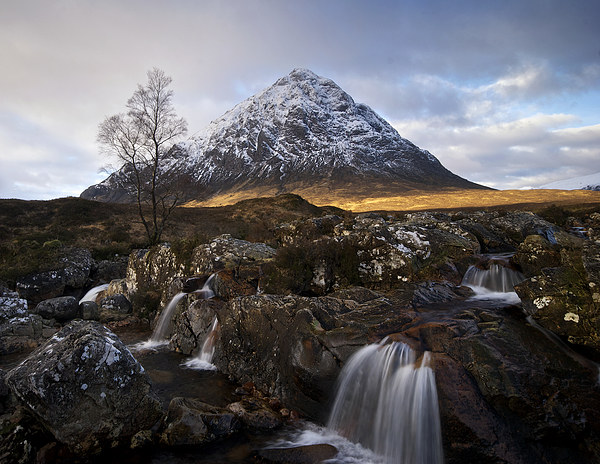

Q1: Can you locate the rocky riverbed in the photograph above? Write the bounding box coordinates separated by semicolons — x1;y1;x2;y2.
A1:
1;209;600;463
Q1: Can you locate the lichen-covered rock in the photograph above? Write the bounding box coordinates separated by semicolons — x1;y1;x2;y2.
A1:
515;237;600;354
33;296;79;322
211;291;418;421
5;320;162;454
191;234;276;274
0;313;53;356
160;397;240;447
335;214;479;288
98;293;133;322
0;287;28;320
125;245;187;305
80;301;100;320
16;248;95;304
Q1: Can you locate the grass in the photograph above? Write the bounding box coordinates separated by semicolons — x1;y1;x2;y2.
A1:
0;194;340;286
1;189;599;287
186;187;600;213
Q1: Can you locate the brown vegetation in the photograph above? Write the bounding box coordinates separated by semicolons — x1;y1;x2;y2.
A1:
1;189;599;286
188;187;600;212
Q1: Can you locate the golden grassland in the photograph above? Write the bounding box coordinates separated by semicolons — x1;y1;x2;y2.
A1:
185;188;600;213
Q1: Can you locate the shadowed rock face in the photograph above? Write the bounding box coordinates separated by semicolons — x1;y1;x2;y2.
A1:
5;320;162;454
200;291;600;464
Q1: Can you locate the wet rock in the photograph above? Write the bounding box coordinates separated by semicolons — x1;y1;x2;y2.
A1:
412;305;600;464
161;397;240;447
169;297;222;355
5;320;162;455
33;296;79;322
212;291;417;421
227;397;283;430
257;444;338;463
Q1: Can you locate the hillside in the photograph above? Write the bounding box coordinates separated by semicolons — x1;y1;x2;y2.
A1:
82;69;486;205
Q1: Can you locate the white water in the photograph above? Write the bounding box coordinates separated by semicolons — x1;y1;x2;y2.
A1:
182;316;220;371
327;341;444;464
461;256;525;303
268;422;385;464
150;292;187;343
79;284;109;304
193;273;216;299
131;274;218;353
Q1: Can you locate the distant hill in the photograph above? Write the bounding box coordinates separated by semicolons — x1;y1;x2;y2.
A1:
541;172;600;191
81;68;488;206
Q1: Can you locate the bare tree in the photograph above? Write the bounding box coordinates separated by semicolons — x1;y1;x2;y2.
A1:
98;68;187;245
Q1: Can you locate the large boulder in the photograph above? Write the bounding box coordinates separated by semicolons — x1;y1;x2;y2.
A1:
191;234;276;274
267;213;480;295
414;304;600;464
125;245;187;307
16;247;95;304
5;320;163;454
515;235;600;355
211;291;417;421
178;284;600;463
33;296;79;322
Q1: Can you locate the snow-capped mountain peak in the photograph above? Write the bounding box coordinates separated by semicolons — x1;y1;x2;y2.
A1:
82;69;484;204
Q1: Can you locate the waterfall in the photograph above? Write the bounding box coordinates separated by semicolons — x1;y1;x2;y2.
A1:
151;273;217;343
150;292;187;343
193;273;216;299
131;274;217;351
327;341;444;464
182;316;220;371
79;284;109;304
461;255;525;302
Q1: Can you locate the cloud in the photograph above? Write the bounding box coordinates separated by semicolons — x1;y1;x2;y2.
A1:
0;0;599;198
394;116;600;189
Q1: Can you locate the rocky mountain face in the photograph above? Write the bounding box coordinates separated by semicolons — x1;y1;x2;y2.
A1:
82;69;485;205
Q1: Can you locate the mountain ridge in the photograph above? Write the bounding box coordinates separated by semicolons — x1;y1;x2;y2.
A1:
82;68;488;206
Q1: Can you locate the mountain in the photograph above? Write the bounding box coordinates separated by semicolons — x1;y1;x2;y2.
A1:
82;68;487;206
540;171;600;191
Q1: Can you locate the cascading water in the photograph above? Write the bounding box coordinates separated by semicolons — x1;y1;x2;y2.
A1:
327;341;444;464
461;254;525;303
151;292;187;343
79;283;109;304
194;273;216;299
132;274;217;351
182;316;220;371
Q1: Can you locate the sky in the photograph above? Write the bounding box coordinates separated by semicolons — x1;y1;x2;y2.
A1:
1;0;599;200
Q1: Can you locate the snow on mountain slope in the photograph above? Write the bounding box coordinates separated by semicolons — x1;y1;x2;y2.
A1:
82;68;485;204
541;172;600;191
